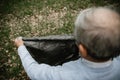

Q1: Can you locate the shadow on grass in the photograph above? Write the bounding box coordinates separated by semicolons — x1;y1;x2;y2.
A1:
0;22;10;79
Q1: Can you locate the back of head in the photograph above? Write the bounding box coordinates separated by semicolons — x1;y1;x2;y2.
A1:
74;7;120;59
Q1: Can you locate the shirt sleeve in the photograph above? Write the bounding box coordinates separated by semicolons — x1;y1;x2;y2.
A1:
17;45;59;80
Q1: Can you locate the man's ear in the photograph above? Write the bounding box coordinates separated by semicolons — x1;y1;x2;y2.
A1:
78;44;88;57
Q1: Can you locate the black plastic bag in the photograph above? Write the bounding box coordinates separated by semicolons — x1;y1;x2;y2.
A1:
22;35;80;66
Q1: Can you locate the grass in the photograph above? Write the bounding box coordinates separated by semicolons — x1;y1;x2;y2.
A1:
0;0;119;79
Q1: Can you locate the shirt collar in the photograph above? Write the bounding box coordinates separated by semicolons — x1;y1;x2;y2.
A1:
81;58;112;68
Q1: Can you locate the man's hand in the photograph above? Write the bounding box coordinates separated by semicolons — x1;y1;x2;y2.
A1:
14;37;24;47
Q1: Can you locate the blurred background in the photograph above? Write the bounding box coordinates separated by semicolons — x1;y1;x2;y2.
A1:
0;0;119;79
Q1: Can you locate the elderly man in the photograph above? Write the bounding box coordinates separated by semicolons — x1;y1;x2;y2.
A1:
15;7;120;80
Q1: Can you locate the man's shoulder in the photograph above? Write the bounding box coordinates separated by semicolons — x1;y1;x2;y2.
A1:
61;58;82;70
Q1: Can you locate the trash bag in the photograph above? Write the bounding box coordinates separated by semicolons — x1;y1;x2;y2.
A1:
22;35;80;66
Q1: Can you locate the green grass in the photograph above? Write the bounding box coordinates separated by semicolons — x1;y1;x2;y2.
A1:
0;0;118;79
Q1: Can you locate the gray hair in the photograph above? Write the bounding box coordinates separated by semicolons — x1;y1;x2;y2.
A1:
74;7;120;59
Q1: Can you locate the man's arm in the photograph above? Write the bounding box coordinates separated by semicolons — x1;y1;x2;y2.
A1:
14;37;57;80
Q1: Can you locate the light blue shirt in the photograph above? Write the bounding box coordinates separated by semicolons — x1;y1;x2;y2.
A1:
18;45;120;80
